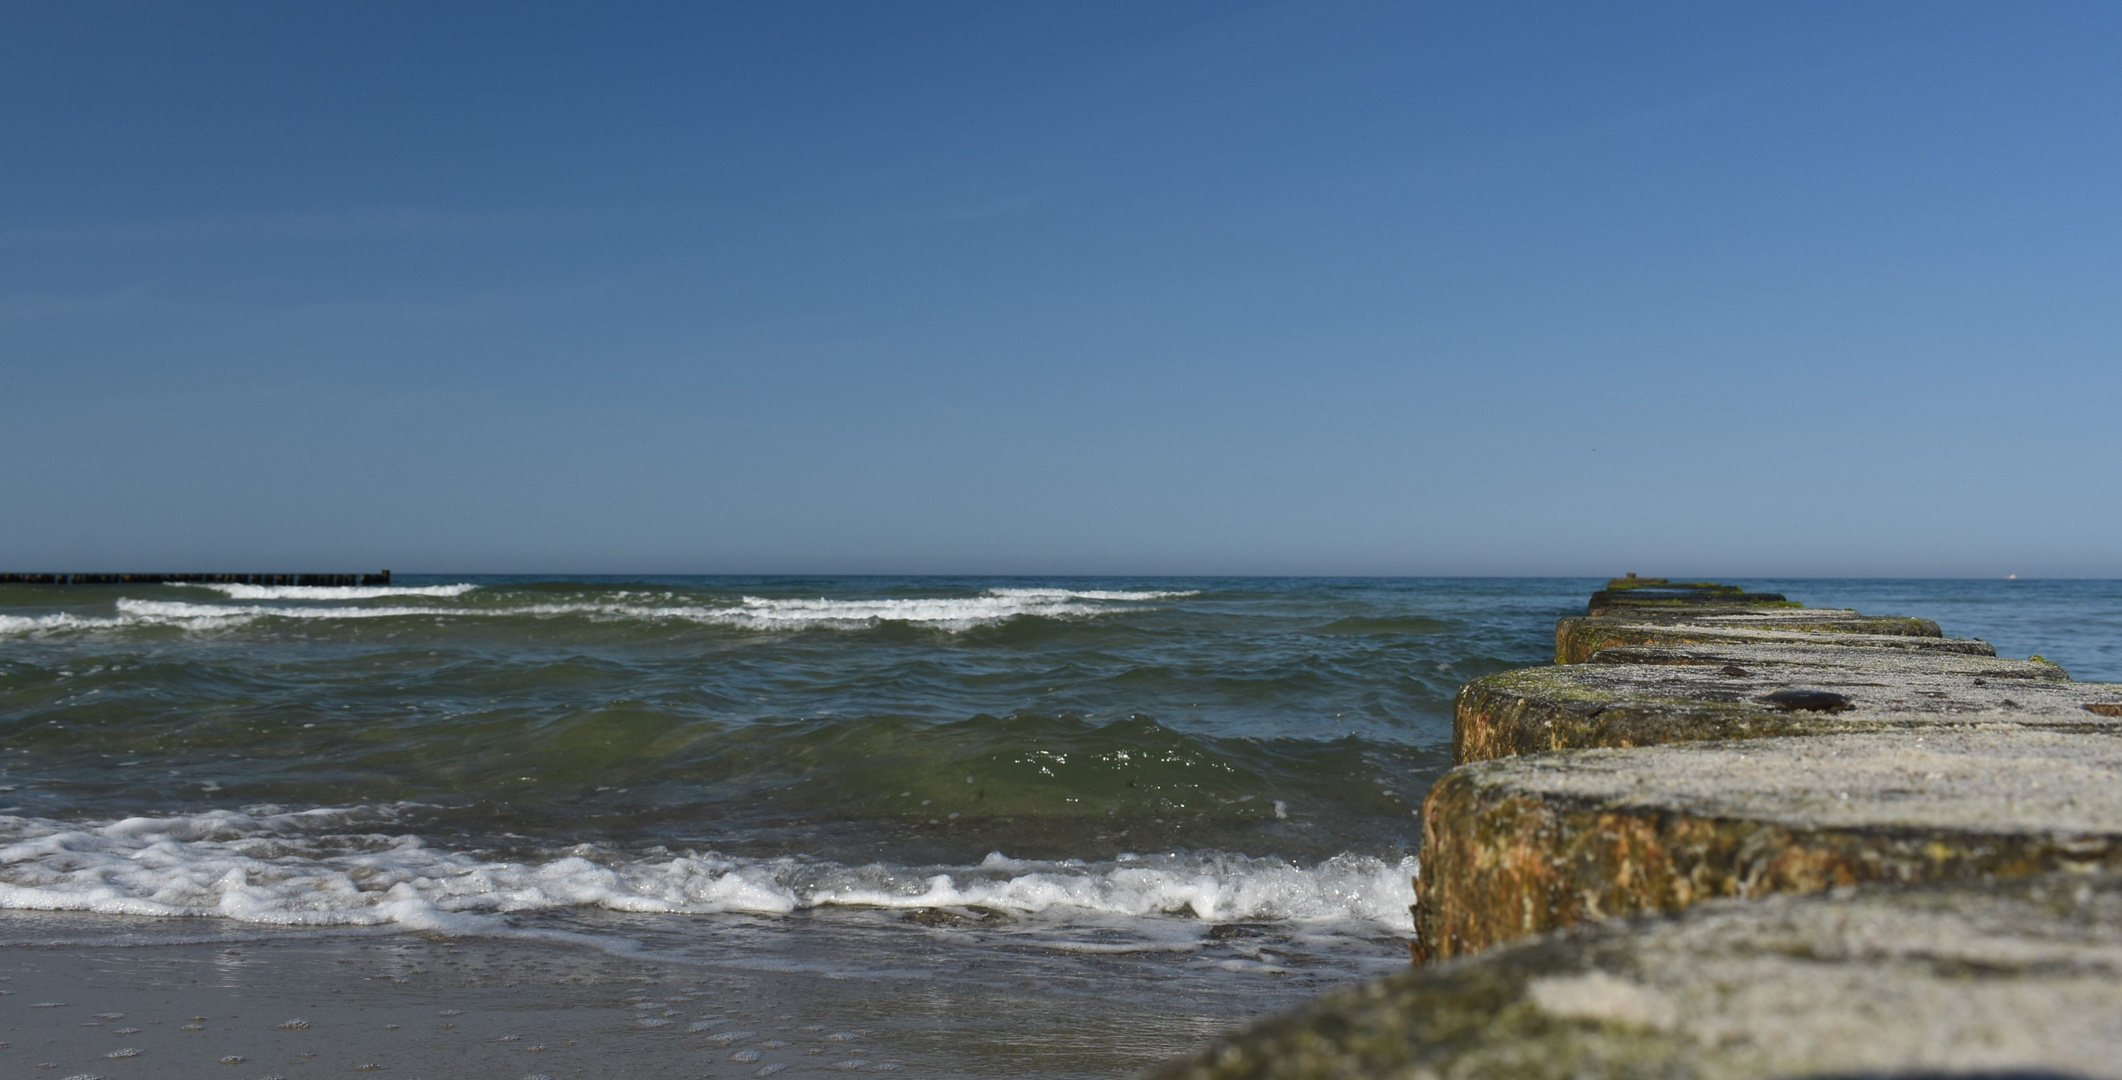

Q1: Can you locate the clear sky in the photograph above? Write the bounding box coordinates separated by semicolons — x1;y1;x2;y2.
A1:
4;2;2118;577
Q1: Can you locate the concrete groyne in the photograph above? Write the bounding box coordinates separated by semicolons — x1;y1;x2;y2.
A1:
1153;576;2122;1079
0;571;391;586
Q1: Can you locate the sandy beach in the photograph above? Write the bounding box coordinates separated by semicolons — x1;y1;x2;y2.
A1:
0;906;1308;1079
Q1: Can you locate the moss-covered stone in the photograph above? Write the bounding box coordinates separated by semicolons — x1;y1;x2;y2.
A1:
1454;661;2118;763
1415;729;2122;960
1150;874;2122;1080
1555;616;1958;664
1602;577;1712;591
1592;578;1745;594
1582;577;1803;618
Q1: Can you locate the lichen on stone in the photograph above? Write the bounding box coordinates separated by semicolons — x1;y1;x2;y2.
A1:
1417;729;2122;959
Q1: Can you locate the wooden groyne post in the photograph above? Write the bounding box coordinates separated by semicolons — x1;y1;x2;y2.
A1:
1154;576;2122;1079
0;571;392;586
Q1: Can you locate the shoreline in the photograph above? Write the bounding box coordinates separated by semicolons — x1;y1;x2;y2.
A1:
0;902;1389;1080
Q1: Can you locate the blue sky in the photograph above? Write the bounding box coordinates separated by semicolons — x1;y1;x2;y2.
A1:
4;2;2118;576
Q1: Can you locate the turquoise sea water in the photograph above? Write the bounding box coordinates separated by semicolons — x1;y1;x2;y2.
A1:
0;575;2113;1074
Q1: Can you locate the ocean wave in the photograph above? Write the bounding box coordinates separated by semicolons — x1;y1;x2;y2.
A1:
0;588;1187;637
0;808;1416;935
117;599;476;622
986;588;1201;601
0;601;457;635
184;583;481;600
705;592;1154;630
0;611;136;634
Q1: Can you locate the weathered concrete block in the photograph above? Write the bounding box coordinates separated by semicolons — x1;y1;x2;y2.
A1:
1583;577;1802;618
1599;577;1725;591
1585;641;2070;679
1415;729;2122;960
1151;874;2122;1080
1556;615;1959;664
1455;660;2113;762
1585;593;1795;618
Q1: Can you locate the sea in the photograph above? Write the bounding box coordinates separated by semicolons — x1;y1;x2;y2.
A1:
1;575;2117;1077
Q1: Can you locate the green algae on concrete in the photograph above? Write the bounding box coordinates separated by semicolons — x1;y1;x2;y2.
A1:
1555;615;1959;664
1600;576;1727;591
1589;579;1754;597
1415;728;2122;960
1583;576;1802;619
1454;660;2118;762
1151;874;2122;1080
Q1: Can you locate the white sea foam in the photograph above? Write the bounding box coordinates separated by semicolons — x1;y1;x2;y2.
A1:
185;583;480;600
0;602;472;636
985;588;1200;602
691;588;1197;630
704;593;1129;631
117;599;468;623
0;612;136;634
0;588;1190;637
818;849;1416;926
0;809;1415;934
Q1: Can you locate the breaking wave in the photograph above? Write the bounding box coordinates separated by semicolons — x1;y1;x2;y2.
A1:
185;583;482;600
704;590;1192;630
0;588;1197;637
0;807;1415;935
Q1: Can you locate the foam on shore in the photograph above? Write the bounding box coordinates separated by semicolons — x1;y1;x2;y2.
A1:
0;806;1414;934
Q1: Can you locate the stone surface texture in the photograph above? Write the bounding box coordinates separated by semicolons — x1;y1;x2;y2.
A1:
1419;727;2122;959
1555;617;1964;664
1454;659;2120;762
1586;641;2070;678
1151;875;2122;1080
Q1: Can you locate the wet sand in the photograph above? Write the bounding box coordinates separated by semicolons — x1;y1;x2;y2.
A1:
0;909;1375;1079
